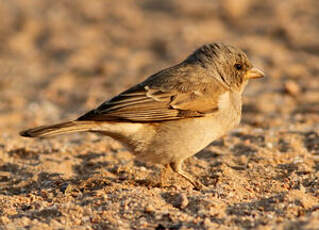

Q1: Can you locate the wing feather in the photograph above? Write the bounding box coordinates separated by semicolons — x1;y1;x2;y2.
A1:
77;64;226;122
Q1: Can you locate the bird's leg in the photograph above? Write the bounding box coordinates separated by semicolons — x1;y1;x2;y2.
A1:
160;164;171;187
169;161;203;190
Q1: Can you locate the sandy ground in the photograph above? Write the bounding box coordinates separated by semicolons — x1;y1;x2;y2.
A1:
0;0;319;229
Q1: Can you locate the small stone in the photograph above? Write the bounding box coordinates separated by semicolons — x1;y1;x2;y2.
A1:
203;217;213;227
284;80;301;96
144;204;155;213
175;193;189;209
0;216;10;224
267;142;273;149
63;183;74;195
222;0;251;19
299;184;306;193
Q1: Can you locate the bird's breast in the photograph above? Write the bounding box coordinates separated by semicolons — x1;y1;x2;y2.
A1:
217;91;242;128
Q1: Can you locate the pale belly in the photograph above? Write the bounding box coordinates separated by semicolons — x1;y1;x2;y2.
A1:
136;110;241;164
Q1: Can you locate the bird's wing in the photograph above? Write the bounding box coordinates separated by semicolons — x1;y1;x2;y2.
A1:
77;64;227;122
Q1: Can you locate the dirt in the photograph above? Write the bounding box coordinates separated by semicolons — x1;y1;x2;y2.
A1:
0;0;319;229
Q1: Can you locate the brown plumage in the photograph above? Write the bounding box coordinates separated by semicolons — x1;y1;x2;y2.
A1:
20;43;264;189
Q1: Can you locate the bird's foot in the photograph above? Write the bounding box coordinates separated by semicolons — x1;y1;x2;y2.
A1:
169;162;205;190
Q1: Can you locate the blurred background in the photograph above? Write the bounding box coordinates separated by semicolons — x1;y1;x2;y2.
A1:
0;0;318;133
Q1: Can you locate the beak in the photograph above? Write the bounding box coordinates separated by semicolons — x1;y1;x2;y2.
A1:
245;67;265;79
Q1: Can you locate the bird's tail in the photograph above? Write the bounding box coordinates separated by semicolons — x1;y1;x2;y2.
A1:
20;121;98;138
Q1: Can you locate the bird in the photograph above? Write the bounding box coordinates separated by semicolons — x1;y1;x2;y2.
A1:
20;42;264;189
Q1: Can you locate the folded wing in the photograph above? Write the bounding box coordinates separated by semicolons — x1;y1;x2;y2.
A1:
77;64;226;122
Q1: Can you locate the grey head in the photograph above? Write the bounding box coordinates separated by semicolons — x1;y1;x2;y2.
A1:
185;43;264;90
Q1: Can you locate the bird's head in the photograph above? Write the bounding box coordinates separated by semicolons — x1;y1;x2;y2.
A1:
186;43;265;92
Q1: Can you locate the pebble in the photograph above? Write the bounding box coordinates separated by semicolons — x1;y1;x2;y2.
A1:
175;193;189;209
284;80;301;96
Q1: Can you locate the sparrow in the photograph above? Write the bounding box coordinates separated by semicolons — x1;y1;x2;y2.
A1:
20;43;264;189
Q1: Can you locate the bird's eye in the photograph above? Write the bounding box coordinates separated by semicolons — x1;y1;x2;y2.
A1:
234;64;242;70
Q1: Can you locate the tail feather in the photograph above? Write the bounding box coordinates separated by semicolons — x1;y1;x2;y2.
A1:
20;121;98;138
